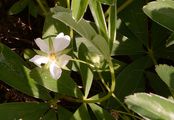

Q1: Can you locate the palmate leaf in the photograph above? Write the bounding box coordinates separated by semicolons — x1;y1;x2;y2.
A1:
115;56;152;101
0;102;49;120
0;43;51;100
143;0;174;32
118;0;148;47
71;0;89;21
125;93;174;120
30;68;83;98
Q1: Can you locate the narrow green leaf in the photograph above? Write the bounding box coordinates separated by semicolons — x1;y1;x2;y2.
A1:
125;93;174;120
89;0;108;39
108;2;117;50
42;13;69;39
42;109;57;120
71;0;89;21
71;104;91;120
89;103;114;120
79;44;93;98
53;12;96;40
155;64;174;95
0;43;51;100
8;0;28;15
57;106;73;120
143;0;174;32
30;68;83;98
52;12;110;61
0;102;49;120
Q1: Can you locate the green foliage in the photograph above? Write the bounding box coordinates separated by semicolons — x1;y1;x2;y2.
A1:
30;68;83;98
0;43;51;100
125;93;174;120
143;0;174;32
9;0;39;17
3;0;174;119
0;103;49;120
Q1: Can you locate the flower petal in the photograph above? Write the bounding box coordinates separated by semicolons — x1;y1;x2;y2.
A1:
57;54;71;68
29;55;49;67
49;62;62;80
53;32;70;52
35;38;49;53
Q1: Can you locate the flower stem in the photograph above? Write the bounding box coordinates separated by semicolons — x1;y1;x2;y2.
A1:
70;58;95;68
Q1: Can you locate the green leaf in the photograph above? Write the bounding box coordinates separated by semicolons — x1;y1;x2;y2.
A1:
89;103;114;120
89;0;108;39
125;93;174;120
0;102;49;120
79;44;93;98
53;12;96;40
30;68;83;98
111;34;145;55
146;71;171;97
71;0;89;21
143;0;174;32
8;0;28;15
166;33;174;47
108;2;117;50
0;43;51;100
96;0;114;5
40;109;57;120
71;104;91;120
57;106;73;120
155;64;174;95
52;12;110;61
28;0;38;17
42;13;69;39
115;56;152;101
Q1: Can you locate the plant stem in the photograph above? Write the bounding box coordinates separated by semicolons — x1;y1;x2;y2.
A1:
147;48;157;65
36;0;48;15
118;0;133;13
70;58;95;68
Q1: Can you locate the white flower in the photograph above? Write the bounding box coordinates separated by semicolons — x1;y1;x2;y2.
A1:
29;32;71;80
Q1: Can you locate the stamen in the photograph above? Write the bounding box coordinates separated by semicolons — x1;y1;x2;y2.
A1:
49;53;56;60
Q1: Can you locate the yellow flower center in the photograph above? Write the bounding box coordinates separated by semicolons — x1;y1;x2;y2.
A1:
49;53;56;61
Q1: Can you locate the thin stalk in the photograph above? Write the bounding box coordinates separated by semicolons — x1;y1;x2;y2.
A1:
105;0;133;17
97;71;129;112
36;0;48;15
70;58;95;68
147;48;157;65
117;0;133;13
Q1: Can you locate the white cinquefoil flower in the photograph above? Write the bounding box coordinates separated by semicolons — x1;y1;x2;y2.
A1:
29;32;71;80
